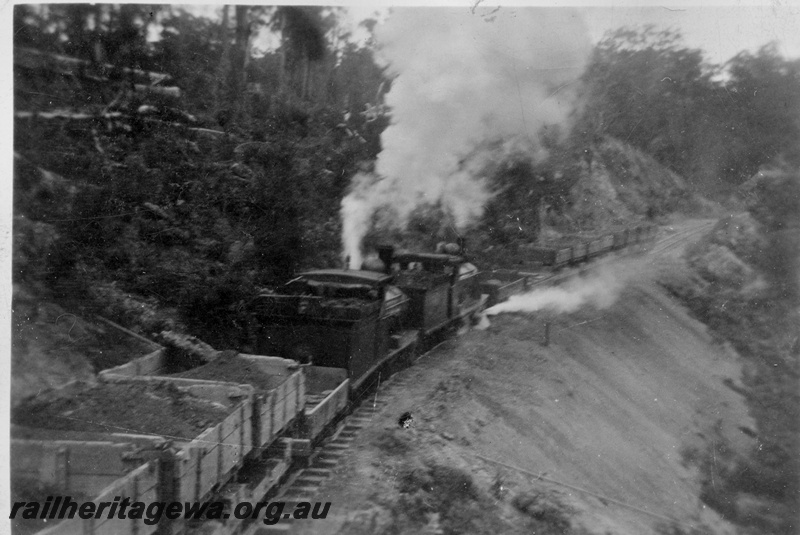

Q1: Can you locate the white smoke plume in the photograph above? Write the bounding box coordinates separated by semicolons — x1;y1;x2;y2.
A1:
341;8;592;268
485;257;650;316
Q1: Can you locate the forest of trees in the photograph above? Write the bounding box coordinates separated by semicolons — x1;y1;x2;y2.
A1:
577;26;800;195
13;4;800;343
14;5;392;341
13;5;388;121
14;3;800;344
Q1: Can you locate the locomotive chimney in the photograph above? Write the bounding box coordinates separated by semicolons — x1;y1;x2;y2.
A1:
377;245;394;274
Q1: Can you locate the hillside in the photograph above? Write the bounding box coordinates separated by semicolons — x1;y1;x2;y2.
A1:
291;220;753;535
11;38;709;408
567;137;704;229
659;172;800;534
11;124;702;406
11;38;385;403
456;135;712;272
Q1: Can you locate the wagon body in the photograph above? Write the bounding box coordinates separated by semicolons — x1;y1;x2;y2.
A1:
11;375;253;533
100;350;303;456
570;241;588;262
17;454;161;535
612;229;630;249
300;366;350;443
583;235;613;257
96;375;253;504
478;270;528;307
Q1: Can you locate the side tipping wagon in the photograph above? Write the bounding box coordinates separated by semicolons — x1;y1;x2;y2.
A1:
297;366;349;446
585;234;614;258
520;243;573;269
98;347;311;524
99;348;305;456
82;375;253;508
11;376;253;535
477;269;529;308
612;228;630;250
248;269;416;394
557;238;588;263
11;434;162;535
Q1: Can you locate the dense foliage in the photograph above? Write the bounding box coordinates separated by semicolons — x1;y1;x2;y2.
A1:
579;27;800;196
13;5;389;347
665;168;800;534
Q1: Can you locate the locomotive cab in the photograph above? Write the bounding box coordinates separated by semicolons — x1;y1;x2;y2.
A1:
390;252;485;333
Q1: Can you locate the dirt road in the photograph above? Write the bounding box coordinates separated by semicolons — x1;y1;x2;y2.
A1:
295;219;753;535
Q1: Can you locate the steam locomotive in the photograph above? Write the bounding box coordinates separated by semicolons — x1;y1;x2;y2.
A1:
10;224;657;535
246;223;657;393
247;243;486;393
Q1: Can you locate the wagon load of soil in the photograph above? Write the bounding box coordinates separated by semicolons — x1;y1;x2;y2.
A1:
170;351;289;393
12;380;231;439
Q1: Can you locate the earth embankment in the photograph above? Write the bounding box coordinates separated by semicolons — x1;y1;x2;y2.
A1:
298;220;753;535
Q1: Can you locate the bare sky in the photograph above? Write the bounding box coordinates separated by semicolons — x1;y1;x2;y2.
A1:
581;5;800;64
173;2;800;64
345;2;800;64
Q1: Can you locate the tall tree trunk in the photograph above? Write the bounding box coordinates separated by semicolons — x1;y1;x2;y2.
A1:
233;5;250;122
278;11;287;98
215;5;230;113
91;4;105;64
234;5;249;85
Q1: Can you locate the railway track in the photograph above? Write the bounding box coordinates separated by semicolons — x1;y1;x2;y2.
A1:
646;220;715;257
250;375;411;535
247;220;717;534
